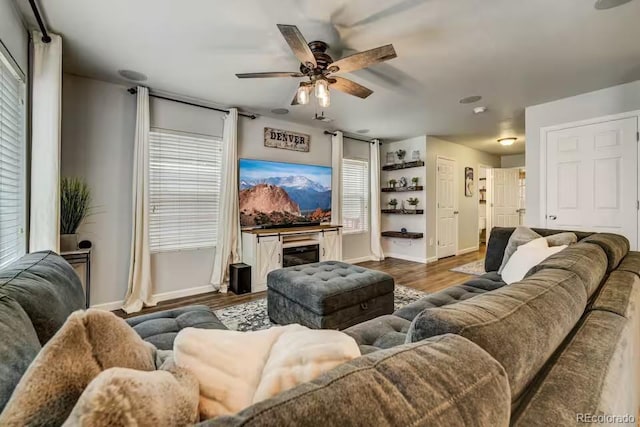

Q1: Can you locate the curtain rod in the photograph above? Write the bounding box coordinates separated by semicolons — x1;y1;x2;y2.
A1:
127;88;257;119
324;131;381;145
28;0;51;43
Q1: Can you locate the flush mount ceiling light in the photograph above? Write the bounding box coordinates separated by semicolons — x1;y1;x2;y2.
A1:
473;106;488;114
594;0;633;9
271;108;289;115
498;137;517;146
118;69;148;82
460;95;482;104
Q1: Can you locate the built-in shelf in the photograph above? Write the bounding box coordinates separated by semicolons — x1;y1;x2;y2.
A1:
382;161;425;171
381;186;424;193
382;209;424;215
381;231;424;239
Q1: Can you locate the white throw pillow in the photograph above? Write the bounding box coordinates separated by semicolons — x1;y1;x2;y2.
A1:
501;239;567;285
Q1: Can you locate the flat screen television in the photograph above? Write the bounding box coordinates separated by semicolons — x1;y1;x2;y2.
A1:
239;159;332;227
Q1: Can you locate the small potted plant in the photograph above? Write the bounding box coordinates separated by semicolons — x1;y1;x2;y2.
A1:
411;177;419;187
388;198;399;209
388;179;397;188
395;149;406;163
407;197;420;211
60;177;92;252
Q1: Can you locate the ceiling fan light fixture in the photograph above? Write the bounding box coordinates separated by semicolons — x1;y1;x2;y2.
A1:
318;91;331;108
296;84;311;105
315;78;329;99
498;137;517;146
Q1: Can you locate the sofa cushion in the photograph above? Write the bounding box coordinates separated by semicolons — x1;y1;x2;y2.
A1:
407;269;588;402
0;296;41;412
343;315;412;354
582;233;630;272
267;262;394;315
501;239;566;285
126;305;227;350
394;274;505;322
0;251;85;344
198;334;511;427
513;311;636;426
498;226;543;273
525;242;607;299
617;251;640;277
590;271;640;319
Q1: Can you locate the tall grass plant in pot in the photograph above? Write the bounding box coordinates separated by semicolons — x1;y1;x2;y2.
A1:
60;177;91;251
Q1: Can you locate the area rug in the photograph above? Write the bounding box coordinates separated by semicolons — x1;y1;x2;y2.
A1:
214;285;427;332
449;259;486;276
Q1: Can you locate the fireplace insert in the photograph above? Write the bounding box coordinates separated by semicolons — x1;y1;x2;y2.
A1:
283;244;320;267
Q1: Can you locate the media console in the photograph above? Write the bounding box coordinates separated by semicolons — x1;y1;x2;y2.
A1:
241;225;343;293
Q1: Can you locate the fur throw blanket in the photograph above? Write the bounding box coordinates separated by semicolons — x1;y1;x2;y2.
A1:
174;324;361;419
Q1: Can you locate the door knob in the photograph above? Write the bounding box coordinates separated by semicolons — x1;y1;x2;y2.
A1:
453;211;459;215
548;215;557;220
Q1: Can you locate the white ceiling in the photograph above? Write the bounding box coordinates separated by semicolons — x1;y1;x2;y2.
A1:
18;0;640;154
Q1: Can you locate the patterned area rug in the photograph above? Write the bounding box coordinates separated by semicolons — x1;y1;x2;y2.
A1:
214;285;427;332
449;259;486;276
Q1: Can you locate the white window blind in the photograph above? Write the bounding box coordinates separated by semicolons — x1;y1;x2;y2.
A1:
149;129;222;252
0;51;26;268
342;158;369;234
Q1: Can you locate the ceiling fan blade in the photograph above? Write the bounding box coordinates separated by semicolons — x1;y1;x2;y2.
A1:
329;77;373;99
277;24;317;68
328;44;397;74
236;72;305;78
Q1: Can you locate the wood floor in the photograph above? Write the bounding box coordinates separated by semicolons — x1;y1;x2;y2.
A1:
113;246;485;319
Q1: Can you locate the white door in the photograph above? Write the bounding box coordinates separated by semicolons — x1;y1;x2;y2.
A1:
437;157;457;258
546;117;638;248
320;230;341;261
256;236;282;289
492;168;521;228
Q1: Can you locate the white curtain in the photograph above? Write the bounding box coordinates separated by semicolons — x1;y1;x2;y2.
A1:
30;32;62;253
331;131;343;226
370;140;384;260
123;87;156;314
210;108;241;292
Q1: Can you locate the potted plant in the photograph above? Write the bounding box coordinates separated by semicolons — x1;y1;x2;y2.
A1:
60;177;92;252
388;198;398;209
388;179;397;188
395;149;406;163
411;177;419;187
407;197;420;210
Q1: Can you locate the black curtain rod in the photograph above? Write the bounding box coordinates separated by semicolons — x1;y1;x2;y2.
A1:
127;88;257;119
28;0;51;43
324;130;381;145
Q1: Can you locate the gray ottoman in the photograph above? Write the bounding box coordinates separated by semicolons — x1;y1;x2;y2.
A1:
267;261;395;330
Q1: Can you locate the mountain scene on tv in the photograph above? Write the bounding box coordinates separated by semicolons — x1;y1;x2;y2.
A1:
239;159;332;227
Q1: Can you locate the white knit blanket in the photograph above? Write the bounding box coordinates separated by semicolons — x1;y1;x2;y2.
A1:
173;324;360;420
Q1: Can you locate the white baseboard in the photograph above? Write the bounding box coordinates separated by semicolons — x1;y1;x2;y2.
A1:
343;255;377;264
384;252;429;264
426;256;438;264
456;246;480;256
90;285;216;311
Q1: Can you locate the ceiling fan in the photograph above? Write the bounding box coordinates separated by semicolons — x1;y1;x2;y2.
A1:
236;24;397;107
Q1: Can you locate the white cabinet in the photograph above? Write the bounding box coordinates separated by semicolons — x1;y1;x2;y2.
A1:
256;236;282;288
320;230;342;261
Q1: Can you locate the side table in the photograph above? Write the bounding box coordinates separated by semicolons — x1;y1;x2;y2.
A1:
60;248;92;308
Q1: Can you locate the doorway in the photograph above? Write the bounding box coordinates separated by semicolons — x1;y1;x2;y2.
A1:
436;157;457;258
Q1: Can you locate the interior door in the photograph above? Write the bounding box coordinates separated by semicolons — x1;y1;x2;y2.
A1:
437;157;457;258
492;168;520;228
546;117;638;248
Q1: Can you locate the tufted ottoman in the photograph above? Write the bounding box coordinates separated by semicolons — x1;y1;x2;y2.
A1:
267;261;395;330
125;305;227;350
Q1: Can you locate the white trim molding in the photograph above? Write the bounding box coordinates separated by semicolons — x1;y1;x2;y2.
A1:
384;252;429;264
456;246;479;256
344;255;378;264
91;284;216;312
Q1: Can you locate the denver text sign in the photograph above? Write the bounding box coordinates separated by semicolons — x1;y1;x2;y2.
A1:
264;127;310;152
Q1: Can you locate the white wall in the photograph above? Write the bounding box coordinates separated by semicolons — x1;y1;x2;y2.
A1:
62;74;373;306
381;136;428;263
426;137;501;259
0;0;27;73
501;154;525;168
525;80;640;225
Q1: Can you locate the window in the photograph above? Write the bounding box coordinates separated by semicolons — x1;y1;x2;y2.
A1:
149;129;222;252
0;49;26;268
342;158;369;234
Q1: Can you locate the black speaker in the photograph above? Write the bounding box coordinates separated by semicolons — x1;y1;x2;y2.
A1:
229;263;251;295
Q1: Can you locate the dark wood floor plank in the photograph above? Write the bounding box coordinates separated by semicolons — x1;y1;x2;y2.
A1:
113;247;485;319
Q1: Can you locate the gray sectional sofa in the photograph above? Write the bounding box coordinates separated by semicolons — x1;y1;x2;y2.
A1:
1;227;639;426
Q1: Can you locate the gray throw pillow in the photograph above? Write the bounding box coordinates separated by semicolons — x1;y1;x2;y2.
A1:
546;232;578;247
498;226;541;274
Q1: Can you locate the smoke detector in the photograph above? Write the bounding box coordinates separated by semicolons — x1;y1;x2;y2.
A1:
313;112;333;122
